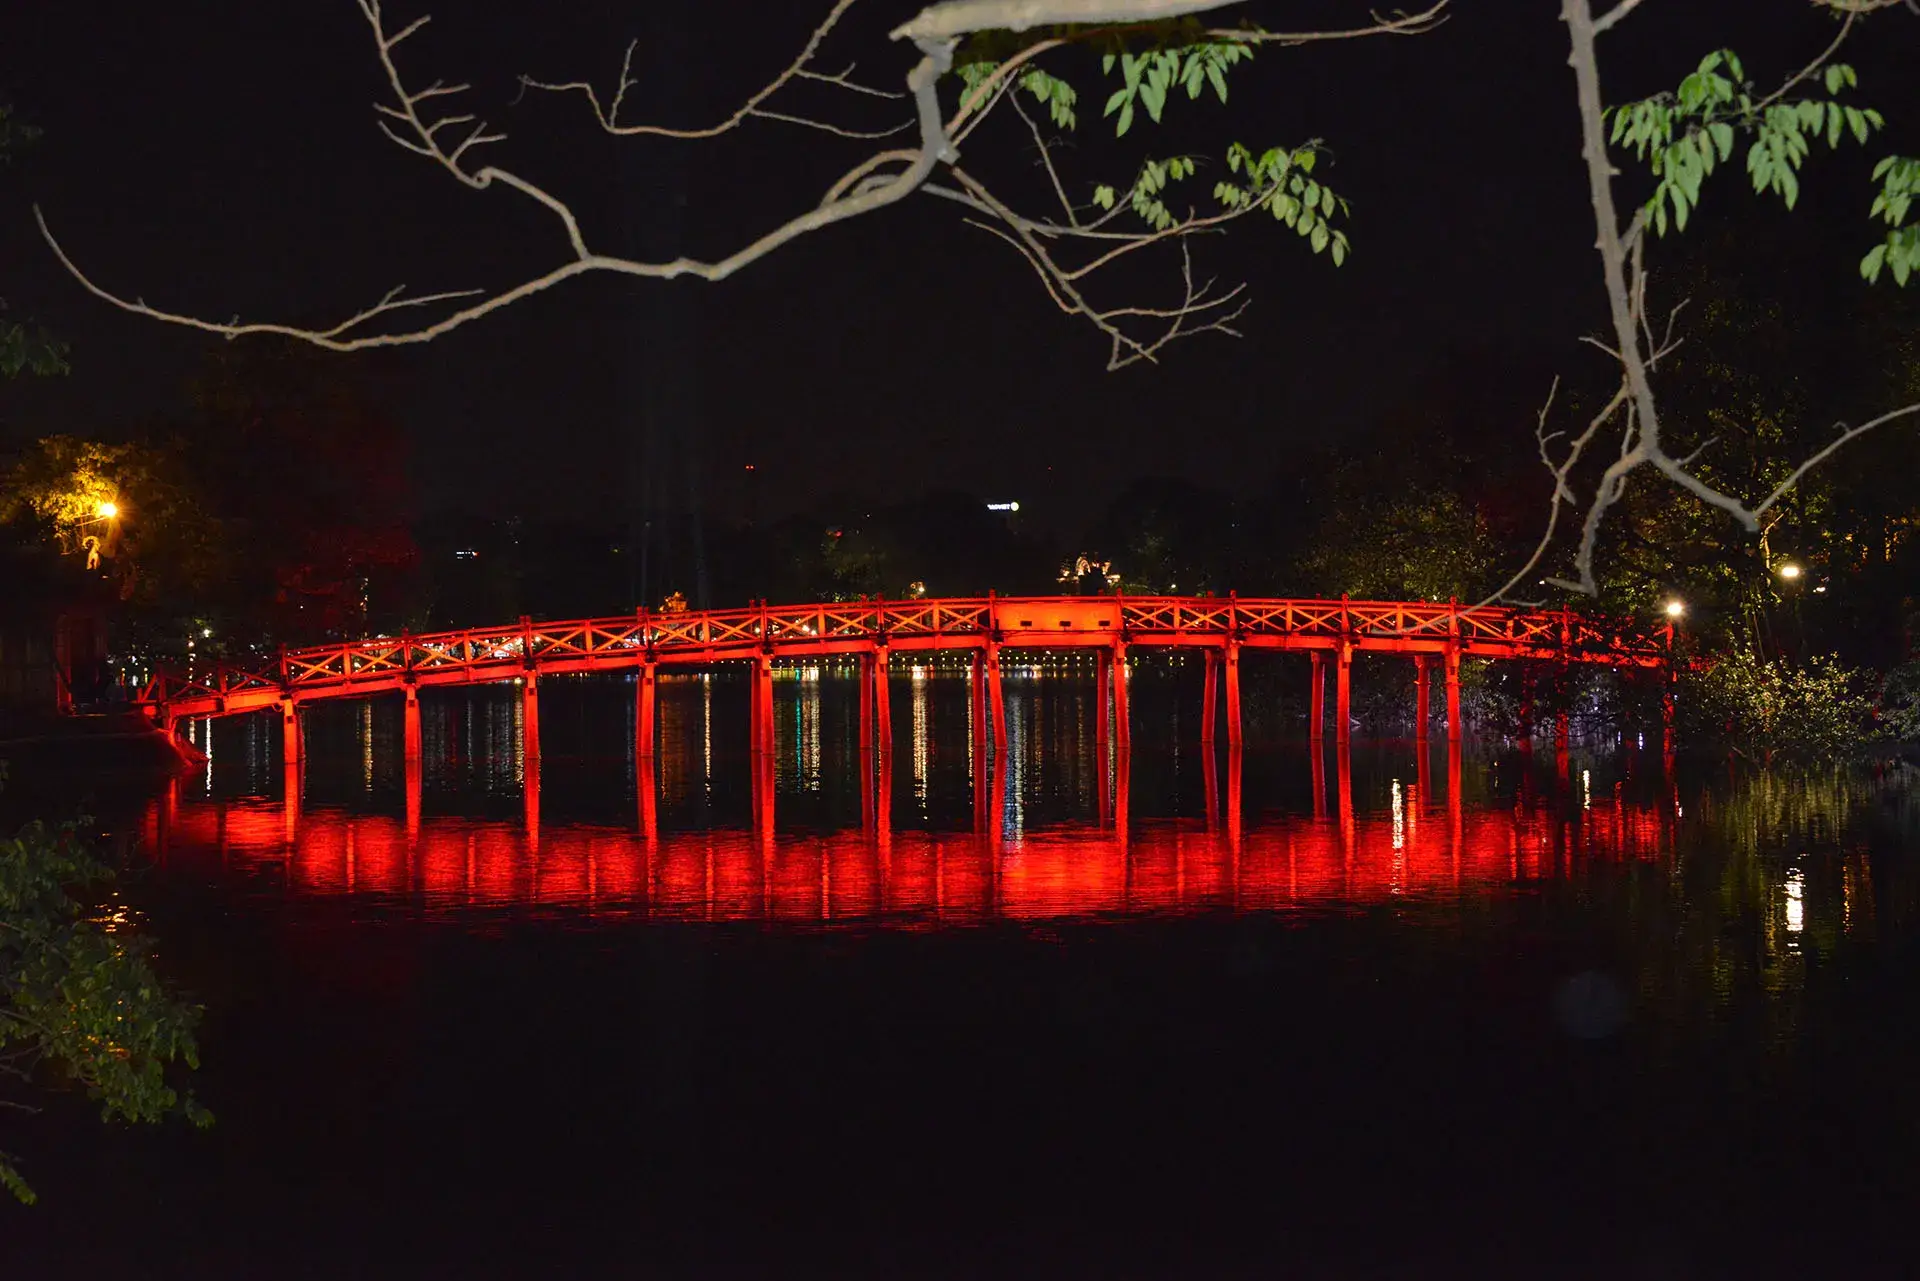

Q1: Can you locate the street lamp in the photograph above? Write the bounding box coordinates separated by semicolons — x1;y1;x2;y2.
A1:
1776;561;1802;580
96;500;118;520
1664;599;1686;619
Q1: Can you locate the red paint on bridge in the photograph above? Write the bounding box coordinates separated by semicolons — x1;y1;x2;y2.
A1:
134;594;1673;752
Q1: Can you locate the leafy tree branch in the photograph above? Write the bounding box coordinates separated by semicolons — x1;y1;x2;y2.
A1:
36;0;1445;366
1497;0;1920;604
1;782;209;1205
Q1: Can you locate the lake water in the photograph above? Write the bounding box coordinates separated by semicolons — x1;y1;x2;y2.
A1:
8;668;1920;1279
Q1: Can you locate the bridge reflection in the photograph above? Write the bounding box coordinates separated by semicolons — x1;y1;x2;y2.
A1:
144;745;1676;922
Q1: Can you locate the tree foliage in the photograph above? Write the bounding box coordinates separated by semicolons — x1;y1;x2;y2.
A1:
1300;490;1498;603
953;25;1352;261
0;101;69;379
0;777;209;1205
1679;645;1880;764
1882;660;1920;742
1607;50;1885;238
0;436;219;606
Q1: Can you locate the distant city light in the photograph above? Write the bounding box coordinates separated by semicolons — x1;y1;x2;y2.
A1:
986;501;1020;512
1664;599;1686;618
455;549;478;560
1777;562;1802;580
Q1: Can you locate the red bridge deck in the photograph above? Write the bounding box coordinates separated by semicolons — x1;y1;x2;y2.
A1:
132;595;1671;754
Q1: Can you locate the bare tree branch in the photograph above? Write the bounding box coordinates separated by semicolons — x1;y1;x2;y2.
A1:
36;0;1449;369
36;13;960;351
519;0;901;139
894;0;1248;41
1008;90;1080;224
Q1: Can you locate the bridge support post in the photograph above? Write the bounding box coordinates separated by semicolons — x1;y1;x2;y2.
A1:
986;642;1008;751
872;647;892;753
405;752;422;844
1414;656;1431;741
1444;644;1462;742
1661;672;1676;759
1519;665;1535;748
1308;652;1324;741
1095;655;1110;750
970;651;987;750
753;653;776;754
524;747;540;852
1335;642;1353;743
279;696;301;766
1224;639;1242;748
1662;620;1678;760
520;671;540;769
1311;736;1327;820
403;684;421;761
1201;649;1218;743
636;661;657;758
860;652;875;749
1110;641;1130;754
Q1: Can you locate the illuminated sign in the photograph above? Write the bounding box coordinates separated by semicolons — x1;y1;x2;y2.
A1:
986;501;1021;512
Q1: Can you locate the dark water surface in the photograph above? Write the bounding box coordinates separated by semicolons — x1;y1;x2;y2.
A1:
9;668;1920;1279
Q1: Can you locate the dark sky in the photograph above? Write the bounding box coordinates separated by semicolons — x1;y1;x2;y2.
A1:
3;0;1914;539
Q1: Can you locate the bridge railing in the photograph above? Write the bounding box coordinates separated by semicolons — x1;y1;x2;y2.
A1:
126;595;1670;715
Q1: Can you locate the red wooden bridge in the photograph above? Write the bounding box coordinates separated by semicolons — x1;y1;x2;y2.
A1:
133;594;1674;762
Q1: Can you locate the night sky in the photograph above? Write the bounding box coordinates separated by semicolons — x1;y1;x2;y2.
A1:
3;0;1914;539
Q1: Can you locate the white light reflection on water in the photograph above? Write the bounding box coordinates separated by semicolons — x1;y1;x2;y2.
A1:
911;666;930;815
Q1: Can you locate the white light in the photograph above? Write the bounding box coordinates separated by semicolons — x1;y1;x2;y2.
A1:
1785;871;1805;934
202;627;212;638
986;501;1019;512
1664;600;1685;618
1777;562;1802;580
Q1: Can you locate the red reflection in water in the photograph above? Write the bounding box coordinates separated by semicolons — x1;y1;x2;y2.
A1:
142;784;1676;924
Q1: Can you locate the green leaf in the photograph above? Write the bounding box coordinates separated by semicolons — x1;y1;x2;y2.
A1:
1207;62;1228;103
1862;242;1889;282
1092;184;1116;210
1709;122;1734;163
1140;77;1166;123
1115;100;1133;137
1310;223;1329;254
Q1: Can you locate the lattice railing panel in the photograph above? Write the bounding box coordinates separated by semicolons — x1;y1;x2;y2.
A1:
128;596;1670;714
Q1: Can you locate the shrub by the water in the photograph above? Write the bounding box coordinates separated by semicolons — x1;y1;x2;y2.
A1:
0;768;208;1204
1882;661;1920;744
1679;646;1880;765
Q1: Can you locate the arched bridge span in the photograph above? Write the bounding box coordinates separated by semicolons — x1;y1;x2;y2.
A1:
129;594;1675;760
